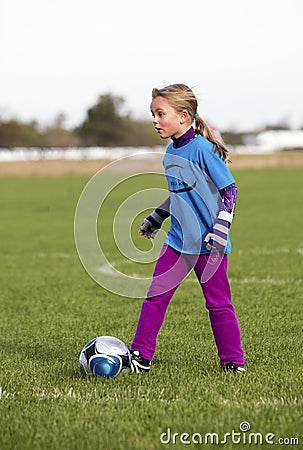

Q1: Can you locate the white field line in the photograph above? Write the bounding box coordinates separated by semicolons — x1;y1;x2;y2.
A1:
0;387;180;404
1;386;301;406
97;264;120;276
20;247;303;259
34;252;78;258
95;265;302;286
236;247;303;255
1;252;78;259
256;396;302;406
2;248;301;260
229;277;302;286
3;249;299;285
184;277;302;285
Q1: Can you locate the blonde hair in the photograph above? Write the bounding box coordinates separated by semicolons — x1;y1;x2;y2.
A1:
152;84;230;162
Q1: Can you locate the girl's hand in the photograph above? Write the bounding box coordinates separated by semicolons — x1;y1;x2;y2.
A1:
139;198;170;239
204;210;233;254
139;218;159;239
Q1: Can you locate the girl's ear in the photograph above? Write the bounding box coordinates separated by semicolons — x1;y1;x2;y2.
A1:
180;110;190;124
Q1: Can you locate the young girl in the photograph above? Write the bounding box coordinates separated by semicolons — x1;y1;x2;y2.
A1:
130;84;245;373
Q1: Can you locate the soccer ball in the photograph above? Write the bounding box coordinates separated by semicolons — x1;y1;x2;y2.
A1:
79;336;132;378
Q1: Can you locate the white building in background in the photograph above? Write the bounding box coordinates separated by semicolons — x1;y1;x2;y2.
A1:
252;130;303;150
235;130;303;154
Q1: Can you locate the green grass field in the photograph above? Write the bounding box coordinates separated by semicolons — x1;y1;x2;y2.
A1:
0;165;302;449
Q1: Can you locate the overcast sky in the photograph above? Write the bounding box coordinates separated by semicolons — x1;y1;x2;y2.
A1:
1;0;302;131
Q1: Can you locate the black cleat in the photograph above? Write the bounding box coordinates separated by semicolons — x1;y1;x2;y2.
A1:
221;362;245;373
130;350;151;373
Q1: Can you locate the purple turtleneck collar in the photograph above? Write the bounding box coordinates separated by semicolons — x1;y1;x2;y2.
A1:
172;127;196;148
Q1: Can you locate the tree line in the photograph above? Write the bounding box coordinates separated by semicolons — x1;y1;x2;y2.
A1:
0;93;296;148
0;93;164;148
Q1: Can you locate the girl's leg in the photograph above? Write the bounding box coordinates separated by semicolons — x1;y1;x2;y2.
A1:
131;245;192;361
194;254;244;365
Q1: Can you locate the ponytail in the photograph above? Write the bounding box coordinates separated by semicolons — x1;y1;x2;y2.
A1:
194;115;230;163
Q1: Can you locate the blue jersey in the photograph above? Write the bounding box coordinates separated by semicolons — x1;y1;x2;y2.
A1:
163;135;235;254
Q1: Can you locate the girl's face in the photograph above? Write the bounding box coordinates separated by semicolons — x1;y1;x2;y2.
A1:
150;96;189;140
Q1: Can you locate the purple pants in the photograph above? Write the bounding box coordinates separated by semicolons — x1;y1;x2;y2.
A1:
131;244;244;365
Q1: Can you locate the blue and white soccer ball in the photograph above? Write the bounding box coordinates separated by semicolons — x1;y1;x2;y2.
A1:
79;336;132;378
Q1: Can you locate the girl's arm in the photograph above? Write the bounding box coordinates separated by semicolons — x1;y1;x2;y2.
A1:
204;183;237;252
219;183;238;214
139;197;170;239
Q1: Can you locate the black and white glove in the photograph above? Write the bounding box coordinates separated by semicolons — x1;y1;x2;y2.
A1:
204;210;233;254
139;198;170;239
